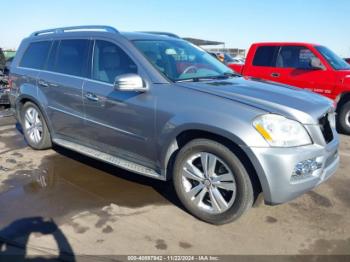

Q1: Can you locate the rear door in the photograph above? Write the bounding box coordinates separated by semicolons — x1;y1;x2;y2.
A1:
38;39;91;142
273;45;336;95
243;45;280;81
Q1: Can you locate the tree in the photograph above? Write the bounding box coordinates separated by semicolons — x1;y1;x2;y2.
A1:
0;48;5;71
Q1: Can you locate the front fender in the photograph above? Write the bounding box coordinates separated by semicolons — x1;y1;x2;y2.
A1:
157;109;269;174
157;115;272;201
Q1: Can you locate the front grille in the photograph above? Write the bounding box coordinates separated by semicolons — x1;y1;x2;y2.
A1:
319;114;334;143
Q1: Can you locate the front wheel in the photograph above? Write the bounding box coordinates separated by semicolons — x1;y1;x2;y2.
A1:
172;139;254;224
21;102;52;150
337;101;350;135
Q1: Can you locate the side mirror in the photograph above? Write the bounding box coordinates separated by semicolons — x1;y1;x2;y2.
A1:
310;57;325;70
114;74;148;92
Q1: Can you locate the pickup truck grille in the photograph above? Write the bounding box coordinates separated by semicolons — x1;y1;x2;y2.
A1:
319;114;333;143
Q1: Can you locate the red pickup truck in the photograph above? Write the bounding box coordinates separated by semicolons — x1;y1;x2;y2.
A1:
229;43;350;134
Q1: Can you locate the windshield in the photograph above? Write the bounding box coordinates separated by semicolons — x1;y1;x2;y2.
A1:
133;39;234;82
315;46;350;70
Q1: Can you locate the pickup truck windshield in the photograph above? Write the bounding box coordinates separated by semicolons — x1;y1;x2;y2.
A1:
133;39;234;82
315;46;350;70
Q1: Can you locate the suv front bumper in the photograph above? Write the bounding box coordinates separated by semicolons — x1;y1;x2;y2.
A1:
243;135;339;205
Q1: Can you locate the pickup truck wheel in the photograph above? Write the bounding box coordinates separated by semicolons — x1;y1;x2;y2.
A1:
173;139;254;224
337;101;350;134
21;102;52;150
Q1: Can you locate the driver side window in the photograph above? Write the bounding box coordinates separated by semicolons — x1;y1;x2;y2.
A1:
276;46;317;69
92;40;137;84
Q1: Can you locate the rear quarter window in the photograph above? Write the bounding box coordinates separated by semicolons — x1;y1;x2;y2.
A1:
19;41;52;69
252;46;279;67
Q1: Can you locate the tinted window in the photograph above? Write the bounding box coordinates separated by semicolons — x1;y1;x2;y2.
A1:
276;46;317;69
20;41;51;69
46;40;59;71
55;39;90;77
253;46;279;67
92;40;137;83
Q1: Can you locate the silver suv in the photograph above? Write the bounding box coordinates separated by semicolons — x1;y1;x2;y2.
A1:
9;26;339;224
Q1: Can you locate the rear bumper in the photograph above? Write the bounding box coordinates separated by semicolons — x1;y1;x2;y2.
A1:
243;135;339;205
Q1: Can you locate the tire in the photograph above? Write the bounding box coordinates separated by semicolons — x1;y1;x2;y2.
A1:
21;102;52;150
337;101;350;135
172;139;254;225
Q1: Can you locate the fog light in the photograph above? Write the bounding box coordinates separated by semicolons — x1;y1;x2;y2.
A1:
292;158;322;180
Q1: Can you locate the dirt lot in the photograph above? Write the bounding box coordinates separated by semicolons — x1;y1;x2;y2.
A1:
0;110;349;259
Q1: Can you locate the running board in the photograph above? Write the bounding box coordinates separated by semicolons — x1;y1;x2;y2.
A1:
52;138;165;180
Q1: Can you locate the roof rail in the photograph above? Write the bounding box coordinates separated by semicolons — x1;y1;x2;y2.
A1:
140;31;181;39
30;25;119;37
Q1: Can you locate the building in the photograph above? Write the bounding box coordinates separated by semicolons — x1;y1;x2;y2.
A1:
183;38;245;58
205;47;246;58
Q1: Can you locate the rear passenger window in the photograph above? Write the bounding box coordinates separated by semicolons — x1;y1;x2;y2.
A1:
20;41;51;69
92;40;137;84
253;46;279;67
55;39;90;77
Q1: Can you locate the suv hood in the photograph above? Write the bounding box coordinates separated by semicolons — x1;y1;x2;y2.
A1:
178;77;333;124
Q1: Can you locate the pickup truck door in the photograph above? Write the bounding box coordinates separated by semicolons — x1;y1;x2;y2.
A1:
271;46;336;97
243;45;280;82
82;39;157;169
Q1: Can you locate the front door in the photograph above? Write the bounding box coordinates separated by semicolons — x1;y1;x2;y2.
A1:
82;40;156;168
272;45;336;96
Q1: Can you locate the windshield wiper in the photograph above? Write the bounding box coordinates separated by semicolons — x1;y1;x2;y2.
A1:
174;71;241;83
198;72;241;80
221;71;242;77
175;73;241;83
175;76;214;82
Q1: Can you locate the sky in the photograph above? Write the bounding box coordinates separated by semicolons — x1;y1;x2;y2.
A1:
1;0;349;56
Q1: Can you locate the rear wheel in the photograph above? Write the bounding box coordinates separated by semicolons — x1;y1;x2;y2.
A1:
337;101;350;134
21;102;52;150
173;139;254;224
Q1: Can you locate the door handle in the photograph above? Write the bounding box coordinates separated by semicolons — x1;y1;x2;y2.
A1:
271;72;280;78
85;92;99;102
49;83;59;88
38;80;49;87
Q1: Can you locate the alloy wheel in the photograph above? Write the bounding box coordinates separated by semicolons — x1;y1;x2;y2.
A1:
24;107;43;144
181;152;237;214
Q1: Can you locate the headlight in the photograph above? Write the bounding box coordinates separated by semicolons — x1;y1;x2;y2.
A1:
253;114;312;147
